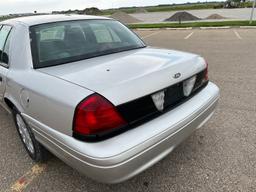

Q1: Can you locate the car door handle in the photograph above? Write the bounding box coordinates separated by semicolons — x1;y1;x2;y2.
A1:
0;76;2;82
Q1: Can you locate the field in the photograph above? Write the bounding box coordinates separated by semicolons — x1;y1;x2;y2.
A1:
101;2;222;15
129;20;256;29
0;16;10;21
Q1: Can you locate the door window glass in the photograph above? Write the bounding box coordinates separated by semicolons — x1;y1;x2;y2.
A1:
0;25;12;65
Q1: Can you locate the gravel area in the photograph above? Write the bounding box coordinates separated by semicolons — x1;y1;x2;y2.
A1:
131;8;256;23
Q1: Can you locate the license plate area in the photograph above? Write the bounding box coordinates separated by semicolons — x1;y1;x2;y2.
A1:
164;83;184;108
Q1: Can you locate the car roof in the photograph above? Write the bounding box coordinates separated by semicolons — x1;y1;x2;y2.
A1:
1;14;111;27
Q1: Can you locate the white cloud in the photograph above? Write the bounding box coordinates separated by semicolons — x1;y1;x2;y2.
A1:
0;0;221;15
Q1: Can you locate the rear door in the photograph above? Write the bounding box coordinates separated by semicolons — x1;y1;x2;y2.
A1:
0;25;12;101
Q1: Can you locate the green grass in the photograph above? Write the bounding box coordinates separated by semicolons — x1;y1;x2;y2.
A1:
0;16;13;21
144;3;220;12
101;2;222;15
240;2;254;8
129;20;256;29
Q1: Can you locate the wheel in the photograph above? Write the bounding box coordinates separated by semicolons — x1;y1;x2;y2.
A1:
13;107;48;162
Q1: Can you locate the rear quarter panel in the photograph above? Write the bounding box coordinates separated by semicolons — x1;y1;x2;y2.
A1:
5;69;93;136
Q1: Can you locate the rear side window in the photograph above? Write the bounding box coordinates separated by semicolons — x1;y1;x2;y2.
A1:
0;25;12;65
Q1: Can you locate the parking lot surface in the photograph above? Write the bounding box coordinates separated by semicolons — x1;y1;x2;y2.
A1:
1;29;256;192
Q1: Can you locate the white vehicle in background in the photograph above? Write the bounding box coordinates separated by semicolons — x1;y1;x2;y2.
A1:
0;15;219;183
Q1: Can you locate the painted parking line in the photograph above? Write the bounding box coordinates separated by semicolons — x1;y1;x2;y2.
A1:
4;164;46;192
141;31;162;39
184;32;194;40
234;30;242;40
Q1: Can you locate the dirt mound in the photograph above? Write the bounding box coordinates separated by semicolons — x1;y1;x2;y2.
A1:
164;11;201;22
111;11;141;24
206;14;227;20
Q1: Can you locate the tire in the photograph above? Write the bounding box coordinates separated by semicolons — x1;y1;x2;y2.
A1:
12;107;48;162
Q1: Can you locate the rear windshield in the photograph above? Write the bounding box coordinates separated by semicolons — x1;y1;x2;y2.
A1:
30;19;145;68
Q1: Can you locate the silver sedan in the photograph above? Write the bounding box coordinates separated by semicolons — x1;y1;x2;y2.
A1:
0;15;219;183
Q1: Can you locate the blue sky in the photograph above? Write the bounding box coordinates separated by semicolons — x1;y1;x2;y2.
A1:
1;0;222;15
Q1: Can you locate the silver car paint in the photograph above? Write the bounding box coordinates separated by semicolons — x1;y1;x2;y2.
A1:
39;48;206;105
0;15;220;183
25;83;219;183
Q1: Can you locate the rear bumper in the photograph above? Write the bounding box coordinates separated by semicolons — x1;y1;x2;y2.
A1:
28;82;219;184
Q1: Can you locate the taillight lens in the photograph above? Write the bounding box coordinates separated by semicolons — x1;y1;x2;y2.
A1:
73;94;127;136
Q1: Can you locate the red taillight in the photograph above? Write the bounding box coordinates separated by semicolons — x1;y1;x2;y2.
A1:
73;94;127;136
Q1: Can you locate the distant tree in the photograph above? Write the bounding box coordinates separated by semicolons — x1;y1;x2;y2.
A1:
225;0;241;8
84;7;102;15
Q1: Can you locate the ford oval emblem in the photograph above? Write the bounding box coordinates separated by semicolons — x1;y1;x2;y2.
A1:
173;73;181;79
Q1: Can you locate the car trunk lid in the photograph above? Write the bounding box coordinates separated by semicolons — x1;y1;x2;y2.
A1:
38;47;206;106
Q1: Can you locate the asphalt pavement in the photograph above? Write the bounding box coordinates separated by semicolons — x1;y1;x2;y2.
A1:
1;28;256;192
